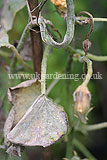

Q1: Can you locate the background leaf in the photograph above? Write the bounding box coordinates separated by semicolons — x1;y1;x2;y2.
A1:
0;0;25;31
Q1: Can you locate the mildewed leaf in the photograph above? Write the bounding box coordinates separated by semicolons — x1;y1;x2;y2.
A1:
1;0;25;31
7;94;68;147
7;79;41;127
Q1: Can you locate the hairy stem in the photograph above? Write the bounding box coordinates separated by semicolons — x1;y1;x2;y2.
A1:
39;0;75;48
16;23;31;52
41;46;50;94
16;16;107;53
79;56;93;86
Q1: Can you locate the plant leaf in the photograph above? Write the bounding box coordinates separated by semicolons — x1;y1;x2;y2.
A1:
7;94;68;147
7;79;41;127
1;0;25;31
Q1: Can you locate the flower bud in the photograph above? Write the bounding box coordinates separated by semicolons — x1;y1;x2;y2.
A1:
73;85;91;123
83;39;91;55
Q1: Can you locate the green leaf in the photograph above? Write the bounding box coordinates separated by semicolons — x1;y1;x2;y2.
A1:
1;0;25;31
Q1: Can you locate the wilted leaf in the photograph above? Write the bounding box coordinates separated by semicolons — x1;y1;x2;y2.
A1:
7;79;41;127
1;0;25;31
7;94;68;147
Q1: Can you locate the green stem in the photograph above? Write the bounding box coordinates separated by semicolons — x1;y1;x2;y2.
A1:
80;56;93;86
86;122;107;131
9;45;33;71
76;17;107;23
14;16;107;52
67;46;107;61
41;46;50;94
17;23;31;52
39;0;75;48
93;18;107;22
66;130;75;159
73;139;96;160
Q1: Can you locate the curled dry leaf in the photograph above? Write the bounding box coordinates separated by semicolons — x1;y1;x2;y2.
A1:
7;94;68;147
3;79;41;156
7;79;41;127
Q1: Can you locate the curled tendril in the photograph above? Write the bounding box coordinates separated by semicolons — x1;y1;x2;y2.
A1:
78;11;94;39
38;0;75;48
20;0;75;52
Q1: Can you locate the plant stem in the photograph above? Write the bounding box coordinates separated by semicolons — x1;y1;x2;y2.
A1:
76;17;107;23
67;46;107;61
41;46;50;94
86;122;107;131
66;129;75;159
39;0;75;48
9;45;33;71
93;18;107;22
17;23;31;52
79;56;93;86
73;139;96;160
